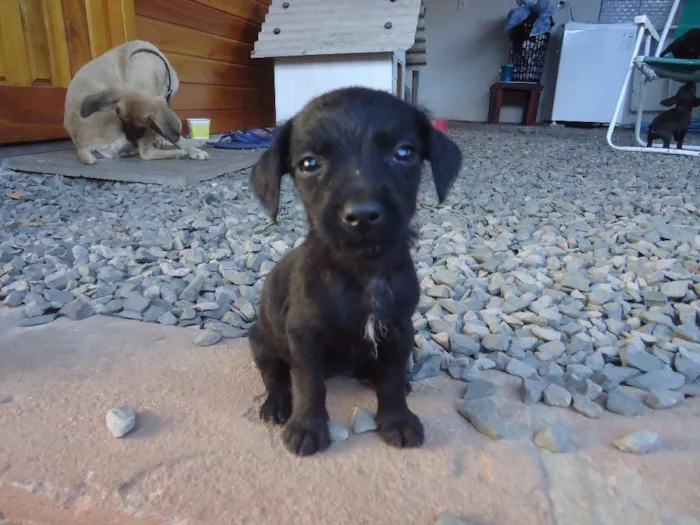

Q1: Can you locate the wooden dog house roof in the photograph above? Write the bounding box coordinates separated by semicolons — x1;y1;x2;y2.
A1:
252;0;424;59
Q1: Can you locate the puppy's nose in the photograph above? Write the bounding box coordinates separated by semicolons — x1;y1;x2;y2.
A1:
341;201;384;230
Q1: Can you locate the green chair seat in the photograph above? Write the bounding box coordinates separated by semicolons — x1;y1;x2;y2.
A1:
641;56;700;81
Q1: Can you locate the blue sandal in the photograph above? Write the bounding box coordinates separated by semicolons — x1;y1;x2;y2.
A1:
207;127;275;149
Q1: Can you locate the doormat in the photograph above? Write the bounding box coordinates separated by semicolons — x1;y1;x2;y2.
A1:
3;148;263;187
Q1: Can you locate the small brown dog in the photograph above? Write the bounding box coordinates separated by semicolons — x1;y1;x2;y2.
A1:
63;40;209;165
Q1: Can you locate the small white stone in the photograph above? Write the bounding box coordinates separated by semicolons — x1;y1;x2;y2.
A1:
106;406;136;438
351;407;378;434
328;422;349;442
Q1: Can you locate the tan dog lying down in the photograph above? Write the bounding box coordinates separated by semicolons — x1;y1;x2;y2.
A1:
64;40;209;165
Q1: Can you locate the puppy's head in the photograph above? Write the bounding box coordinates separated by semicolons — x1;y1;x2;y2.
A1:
80;89;182;143
660;82;700;108
250;87;462;259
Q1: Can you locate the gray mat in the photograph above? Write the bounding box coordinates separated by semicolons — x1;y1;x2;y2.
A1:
4;148;263;186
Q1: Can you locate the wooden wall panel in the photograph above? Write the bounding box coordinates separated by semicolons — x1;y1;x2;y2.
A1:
135;0;274;134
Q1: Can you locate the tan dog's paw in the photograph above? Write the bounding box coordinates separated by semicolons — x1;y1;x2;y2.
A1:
188;148;210;161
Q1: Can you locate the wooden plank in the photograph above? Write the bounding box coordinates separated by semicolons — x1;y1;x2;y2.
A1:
178;108;274;135
84;0;111;57
62;0;92;76
168;53;261;87
171;83;262;111
191;0;268;24
106;0;136;46
42;0;72;87
20;0;52;84
0;1;32;85
0;86;68;143
135;0;260;43
135;16;254;65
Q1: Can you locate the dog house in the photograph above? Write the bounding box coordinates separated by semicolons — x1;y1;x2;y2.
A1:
252;0;425;123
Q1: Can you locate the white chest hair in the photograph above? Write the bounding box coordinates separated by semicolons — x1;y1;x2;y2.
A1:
363;279;391;349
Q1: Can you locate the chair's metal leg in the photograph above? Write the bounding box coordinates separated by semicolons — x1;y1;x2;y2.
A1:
607;26;645;151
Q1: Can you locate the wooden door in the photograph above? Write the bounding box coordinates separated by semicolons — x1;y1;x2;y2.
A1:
0;0;136;144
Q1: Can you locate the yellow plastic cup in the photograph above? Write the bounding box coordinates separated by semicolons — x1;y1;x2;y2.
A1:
187;118;211;140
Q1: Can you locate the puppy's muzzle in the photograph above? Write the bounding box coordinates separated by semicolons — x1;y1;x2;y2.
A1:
340;200;385;234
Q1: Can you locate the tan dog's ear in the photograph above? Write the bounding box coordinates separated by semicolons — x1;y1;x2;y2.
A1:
80;89;120;118
149;105;182;144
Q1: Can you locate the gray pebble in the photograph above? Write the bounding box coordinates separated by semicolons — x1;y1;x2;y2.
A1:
106;406;136;438
328;422;349;442
613;431;660;454
533;422;576;452
543;383;572;408
458;397;518;440
60;299;95;321
18;313;57;327
463;379;496;400
522;378;548;405
572;393;604;418
625;369;686;392
193;329;221;347
606;388;647;416
505;358;537;379
644;389;685;409
351;407;377;434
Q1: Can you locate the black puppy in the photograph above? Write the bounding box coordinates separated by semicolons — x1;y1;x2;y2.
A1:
660;28;700;59
647;82;700;149
247;87;462;457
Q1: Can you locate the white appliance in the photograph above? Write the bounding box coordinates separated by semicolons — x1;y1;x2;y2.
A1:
541;22;638;125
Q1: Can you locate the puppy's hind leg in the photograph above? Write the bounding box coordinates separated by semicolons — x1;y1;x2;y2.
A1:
249;324;292;425
675;129;687;149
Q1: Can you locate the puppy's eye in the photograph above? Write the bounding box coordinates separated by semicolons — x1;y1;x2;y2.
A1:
298;155;320;174
393;144;416;164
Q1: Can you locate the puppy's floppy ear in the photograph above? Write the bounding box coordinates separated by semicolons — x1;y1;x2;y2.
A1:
659;95;678;107
80;88;120;118
417;110;463;204
250;119;292;221
149;104;182;144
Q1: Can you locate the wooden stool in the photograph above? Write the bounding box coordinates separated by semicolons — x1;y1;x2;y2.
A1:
488;82;543;126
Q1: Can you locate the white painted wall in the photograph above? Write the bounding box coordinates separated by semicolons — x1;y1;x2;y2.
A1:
273;52;394;123
418;0;603;123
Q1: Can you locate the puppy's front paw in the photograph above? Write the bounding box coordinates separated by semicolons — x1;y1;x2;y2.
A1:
188;148;210;161
259;391;291;425
377;410;424;449
282;418;331;456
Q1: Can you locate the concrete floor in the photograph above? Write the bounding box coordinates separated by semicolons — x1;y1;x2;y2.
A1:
1;307;699;525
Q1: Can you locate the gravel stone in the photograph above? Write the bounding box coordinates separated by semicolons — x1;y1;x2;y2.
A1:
449;334;480;356
481;334;510;352
606;388;647;416
533;422;576;452
560;271;590;292
543;383;572;408
59;299;95;321
536;341;566;361
572;393;604;418
18;313;58;327
531;326;562;342
106;406;136;438
410;354;444;381
625;369;686;391
328;422;349;442
522;378;548;405
505;358;537;379
463;379;497;400
620;343;665;372
351;407;377;434
193;329;221;347
645;389;685;409
457;398;519;440
674;349;700;382
613;431;660;454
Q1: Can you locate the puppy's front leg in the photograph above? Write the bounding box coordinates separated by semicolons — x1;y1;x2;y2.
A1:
172;136;210;161
374;318;424;449
283;330;331;457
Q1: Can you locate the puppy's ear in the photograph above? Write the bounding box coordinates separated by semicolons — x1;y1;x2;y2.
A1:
250;119;292;221
149;104;182;144
417;111;462;204
80;89;120;118
659;95;678;107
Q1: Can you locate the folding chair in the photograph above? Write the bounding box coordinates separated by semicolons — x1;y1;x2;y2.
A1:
606;0;700;156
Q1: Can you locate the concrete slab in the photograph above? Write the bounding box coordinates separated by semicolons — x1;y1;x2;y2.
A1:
3;148;262;186
0;307;699;525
